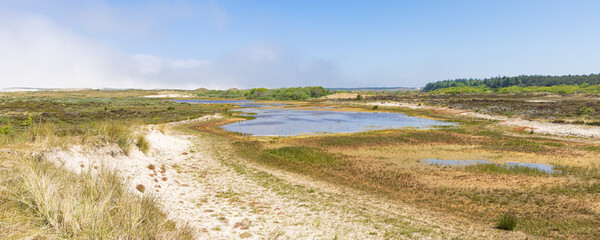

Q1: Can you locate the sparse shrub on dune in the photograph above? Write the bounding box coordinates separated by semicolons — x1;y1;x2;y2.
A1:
136;135;151;154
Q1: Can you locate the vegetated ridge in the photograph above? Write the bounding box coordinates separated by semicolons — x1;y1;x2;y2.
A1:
423;73;600;93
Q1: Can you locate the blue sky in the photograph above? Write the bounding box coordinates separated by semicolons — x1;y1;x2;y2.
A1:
1;0;600;89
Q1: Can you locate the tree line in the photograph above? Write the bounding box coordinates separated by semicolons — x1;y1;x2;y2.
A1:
194;86;330;100
422;74;600;92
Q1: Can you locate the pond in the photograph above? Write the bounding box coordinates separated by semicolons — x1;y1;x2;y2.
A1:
421;159;492;166
174;100;455;136
422;159;556;174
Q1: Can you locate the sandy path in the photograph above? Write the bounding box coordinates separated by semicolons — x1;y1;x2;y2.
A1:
45;116;530;239
362;101;600;139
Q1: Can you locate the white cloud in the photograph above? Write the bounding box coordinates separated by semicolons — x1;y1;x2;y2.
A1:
0;10;338;90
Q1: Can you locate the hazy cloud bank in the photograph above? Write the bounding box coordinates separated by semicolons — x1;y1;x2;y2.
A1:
0;9;338;89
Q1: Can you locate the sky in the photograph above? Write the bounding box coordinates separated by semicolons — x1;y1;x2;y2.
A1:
1;0;600;90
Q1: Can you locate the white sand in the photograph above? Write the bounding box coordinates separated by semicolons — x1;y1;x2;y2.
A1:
144;94;194;98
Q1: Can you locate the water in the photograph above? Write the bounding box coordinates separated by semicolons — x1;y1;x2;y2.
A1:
222;107;455;136
174;99;455;136
422;158;556;173
421;159;492;166
505;162;555;174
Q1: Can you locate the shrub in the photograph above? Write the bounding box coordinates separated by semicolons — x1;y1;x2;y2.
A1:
87;121;134;152
20;116;33;127
576;104;595;116
356;94;363;100
586;121;600;126
136;135;151;154
372;105;379;110
497;212;518;230
0;125;12;135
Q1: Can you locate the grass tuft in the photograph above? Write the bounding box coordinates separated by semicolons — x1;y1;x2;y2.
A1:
496;212;518;230
136;135;151;154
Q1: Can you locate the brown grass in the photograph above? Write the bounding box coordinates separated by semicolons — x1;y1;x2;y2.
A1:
195;115;600;239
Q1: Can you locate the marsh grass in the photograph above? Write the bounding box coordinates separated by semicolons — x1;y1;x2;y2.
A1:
0;157;193;239
234;141;418;194
496;212;518;230
464;163;550;176
263;146;343;167
209;115;600;239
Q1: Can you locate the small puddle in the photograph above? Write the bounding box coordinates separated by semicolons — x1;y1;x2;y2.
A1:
422;159;492;166
422;159;556;174
505;162;556;174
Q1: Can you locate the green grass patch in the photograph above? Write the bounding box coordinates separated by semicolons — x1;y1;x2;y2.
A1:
496;212;518;230
263;146;344;168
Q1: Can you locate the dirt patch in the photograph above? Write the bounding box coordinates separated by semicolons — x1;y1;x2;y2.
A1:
322;93;362;99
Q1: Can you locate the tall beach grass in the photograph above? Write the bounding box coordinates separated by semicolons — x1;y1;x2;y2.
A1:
0;156;194;239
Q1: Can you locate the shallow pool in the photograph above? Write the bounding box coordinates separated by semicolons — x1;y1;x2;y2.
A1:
222;107;455;136
422;158;556;174
505;162;555;174
421;159;492;166
175;100;455;136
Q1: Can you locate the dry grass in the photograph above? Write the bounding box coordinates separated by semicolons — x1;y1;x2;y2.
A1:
136;134;151;154
0;92;229;238
200;113;600;239
0;156;194;239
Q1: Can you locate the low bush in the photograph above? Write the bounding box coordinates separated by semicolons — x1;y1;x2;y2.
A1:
497;212;518;230
0;125;12;135
136;135;151;154
576;104;596;116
